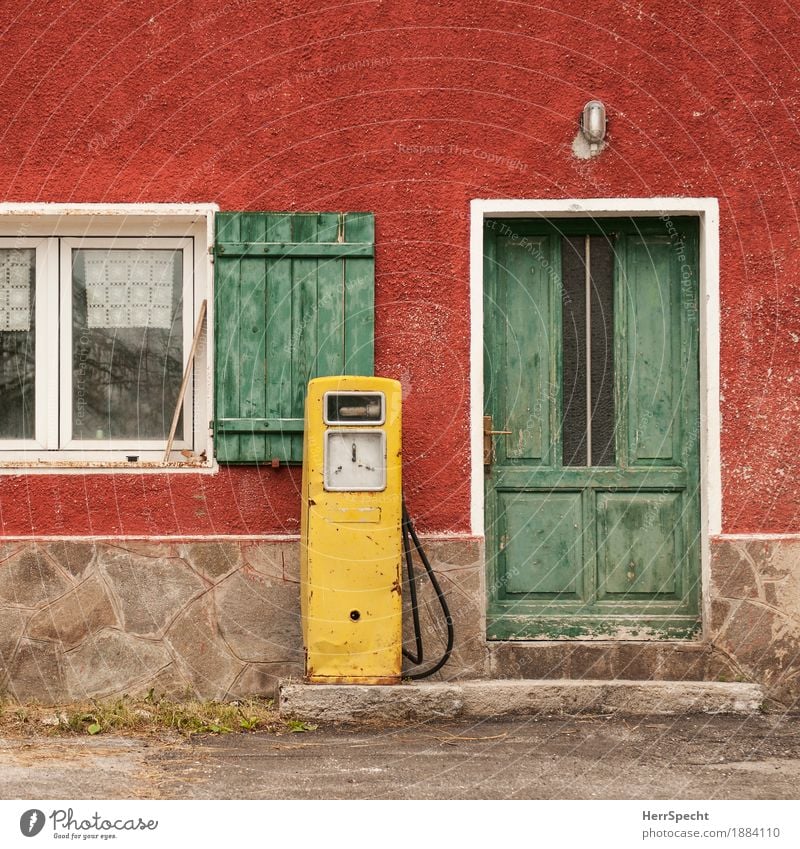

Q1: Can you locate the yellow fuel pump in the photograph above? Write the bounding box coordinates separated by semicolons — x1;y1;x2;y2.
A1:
300;376;403;684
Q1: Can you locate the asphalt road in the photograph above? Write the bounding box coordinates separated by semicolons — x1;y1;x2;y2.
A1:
1;714;799;800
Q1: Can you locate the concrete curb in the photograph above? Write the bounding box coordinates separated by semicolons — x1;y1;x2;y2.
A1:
279;679;765;723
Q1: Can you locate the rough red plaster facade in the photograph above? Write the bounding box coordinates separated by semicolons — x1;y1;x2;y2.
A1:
1;1;799;703
1;0;798;535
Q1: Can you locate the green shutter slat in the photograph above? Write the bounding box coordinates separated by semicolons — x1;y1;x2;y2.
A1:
214;211;375;463
316;211;342;243
215;209;242;461
236;213;268;462
316;219;345;386
291;213;318;463
264;213;294;461
215;212;240;243
343;212;376;375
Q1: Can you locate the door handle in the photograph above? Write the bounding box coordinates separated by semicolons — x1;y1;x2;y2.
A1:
483;415;512;466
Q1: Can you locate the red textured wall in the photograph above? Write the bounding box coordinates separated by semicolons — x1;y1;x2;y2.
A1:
0;0;798;535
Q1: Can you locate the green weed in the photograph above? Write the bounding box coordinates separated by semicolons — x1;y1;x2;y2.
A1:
0;695;290;739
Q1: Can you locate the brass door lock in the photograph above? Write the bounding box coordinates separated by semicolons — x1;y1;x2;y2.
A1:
483;415;512;466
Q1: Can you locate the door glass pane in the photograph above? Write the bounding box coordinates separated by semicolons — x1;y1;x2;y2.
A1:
560;234;615;467
561;235;587;465
0;248;35;439
72;248;183;441
589;235;615;466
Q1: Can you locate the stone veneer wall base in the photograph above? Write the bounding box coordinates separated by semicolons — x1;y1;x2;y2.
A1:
0;538;797;705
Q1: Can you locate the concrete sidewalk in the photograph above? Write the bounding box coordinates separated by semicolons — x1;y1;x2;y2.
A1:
1;713;799;799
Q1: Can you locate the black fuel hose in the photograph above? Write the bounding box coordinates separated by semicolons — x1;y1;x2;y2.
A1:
401;501;454;680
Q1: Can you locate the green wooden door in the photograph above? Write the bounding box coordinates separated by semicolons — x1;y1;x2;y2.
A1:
484;218;700;639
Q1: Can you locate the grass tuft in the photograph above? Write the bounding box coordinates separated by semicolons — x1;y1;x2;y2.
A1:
0;693;309;738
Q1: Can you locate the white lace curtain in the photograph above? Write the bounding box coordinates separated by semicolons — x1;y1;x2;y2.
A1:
0;250;33;332
83;250;176;330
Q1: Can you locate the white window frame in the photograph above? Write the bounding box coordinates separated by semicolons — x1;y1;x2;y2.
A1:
0;203;218;472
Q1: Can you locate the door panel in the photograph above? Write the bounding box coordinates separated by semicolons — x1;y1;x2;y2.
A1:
596;492;682;598
496;234;554;464
626;236;680;464
500;492;584;597
485;217;701;640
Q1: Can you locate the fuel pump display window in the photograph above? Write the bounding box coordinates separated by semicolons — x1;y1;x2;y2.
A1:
323;391;385;425
323;429;386;491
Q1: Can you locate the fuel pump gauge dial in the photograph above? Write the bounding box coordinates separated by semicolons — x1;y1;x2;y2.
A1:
323;391;385;425
323;429;386;491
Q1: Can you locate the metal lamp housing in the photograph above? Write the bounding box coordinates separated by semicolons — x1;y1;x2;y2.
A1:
581;100;607;145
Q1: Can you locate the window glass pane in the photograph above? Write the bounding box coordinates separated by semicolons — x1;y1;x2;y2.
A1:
72;248;183;441
589;235;615;466
561;235;587;466
0;248;35;439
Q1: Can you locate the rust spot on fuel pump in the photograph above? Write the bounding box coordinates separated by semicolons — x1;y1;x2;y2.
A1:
391;578;401;595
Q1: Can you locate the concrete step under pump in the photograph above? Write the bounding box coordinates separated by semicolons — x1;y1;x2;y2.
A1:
278;679;765;724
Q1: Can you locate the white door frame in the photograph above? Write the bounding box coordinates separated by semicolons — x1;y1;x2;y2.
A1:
470;197;720;637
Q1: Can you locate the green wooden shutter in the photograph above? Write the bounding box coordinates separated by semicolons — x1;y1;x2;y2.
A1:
213;211;375;463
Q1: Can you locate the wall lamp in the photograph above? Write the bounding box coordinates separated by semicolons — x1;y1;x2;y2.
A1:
580;100;607;154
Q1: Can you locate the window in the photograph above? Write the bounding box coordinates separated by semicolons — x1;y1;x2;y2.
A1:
0;205;374;468
0;206;214;467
